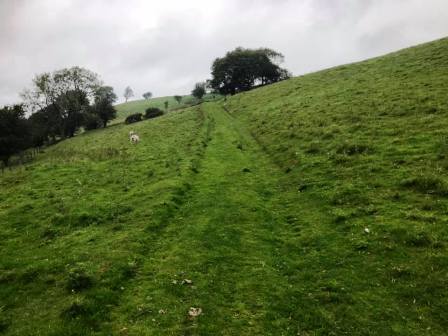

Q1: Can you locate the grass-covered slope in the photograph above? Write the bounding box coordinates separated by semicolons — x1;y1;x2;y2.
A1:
115;96;184;121
1;37;447;335
115;94;220;122
224;37;448;332
0;107;213;334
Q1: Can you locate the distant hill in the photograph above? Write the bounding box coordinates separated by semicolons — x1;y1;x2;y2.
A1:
114;93;220;122
1;37;447;335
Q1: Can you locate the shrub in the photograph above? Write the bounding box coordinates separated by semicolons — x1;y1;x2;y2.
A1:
83;113;103;130
125;113;142;124
144;107;164;119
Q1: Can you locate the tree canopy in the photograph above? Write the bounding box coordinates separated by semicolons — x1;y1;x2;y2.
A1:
210;47;290;95
143;92;152;100
0;105;30;166
21;66;102;138
20;66;117;142
192;82;206;100
174;95;182;104
124;86;134;102
93;86;118;128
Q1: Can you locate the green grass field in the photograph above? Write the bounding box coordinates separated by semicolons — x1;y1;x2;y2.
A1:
1;37;447;335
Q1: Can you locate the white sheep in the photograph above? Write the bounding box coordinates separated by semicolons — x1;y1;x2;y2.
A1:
129;131;140;144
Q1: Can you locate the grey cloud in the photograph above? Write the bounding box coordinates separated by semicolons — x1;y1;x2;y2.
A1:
0;0;447;106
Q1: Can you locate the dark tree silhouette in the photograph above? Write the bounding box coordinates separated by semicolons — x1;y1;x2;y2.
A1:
174;95;182;104
93;86;118;128
210;47;290;95
143;92;152;100
124;86;134;102
192;82;206;100
0;105;30;166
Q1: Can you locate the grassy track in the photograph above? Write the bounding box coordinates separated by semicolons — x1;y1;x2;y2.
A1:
112;103;301;334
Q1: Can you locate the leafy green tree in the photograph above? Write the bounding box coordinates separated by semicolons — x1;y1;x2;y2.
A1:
174;95;182;104
164;101;169;111
192;82;206;100
21;66;102;138
210;47;290;95
0;105;30;166
28;104;61;145
124;86;134;102
57;89;90;137
92;86;118;128
143;92;152;100
83;110;103;130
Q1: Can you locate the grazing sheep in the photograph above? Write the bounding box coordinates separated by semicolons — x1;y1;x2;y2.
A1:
130;133;140;144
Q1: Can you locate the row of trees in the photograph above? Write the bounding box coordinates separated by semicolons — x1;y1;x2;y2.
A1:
1;67;117;166
1;47;290;166
132;47;289;106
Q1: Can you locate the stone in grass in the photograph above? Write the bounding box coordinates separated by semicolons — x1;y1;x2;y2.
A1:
182;279;193;285
242;167;251;173
188;307;202;318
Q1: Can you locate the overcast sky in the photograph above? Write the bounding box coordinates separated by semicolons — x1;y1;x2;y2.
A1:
1;0;447;105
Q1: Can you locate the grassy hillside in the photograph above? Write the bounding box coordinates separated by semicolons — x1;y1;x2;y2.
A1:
114;94;220;122
1;37;448;335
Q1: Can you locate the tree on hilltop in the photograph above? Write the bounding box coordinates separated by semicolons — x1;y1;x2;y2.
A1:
143;91;152;100
192;82;206;100
124;86;134;102
93;86;118;128
174;95;182;104
210;47;291;95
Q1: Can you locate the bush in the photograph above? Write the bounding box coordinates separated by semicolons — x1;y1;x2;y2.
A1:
144;107;164;119
125;113;142;124
83;113;103;130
